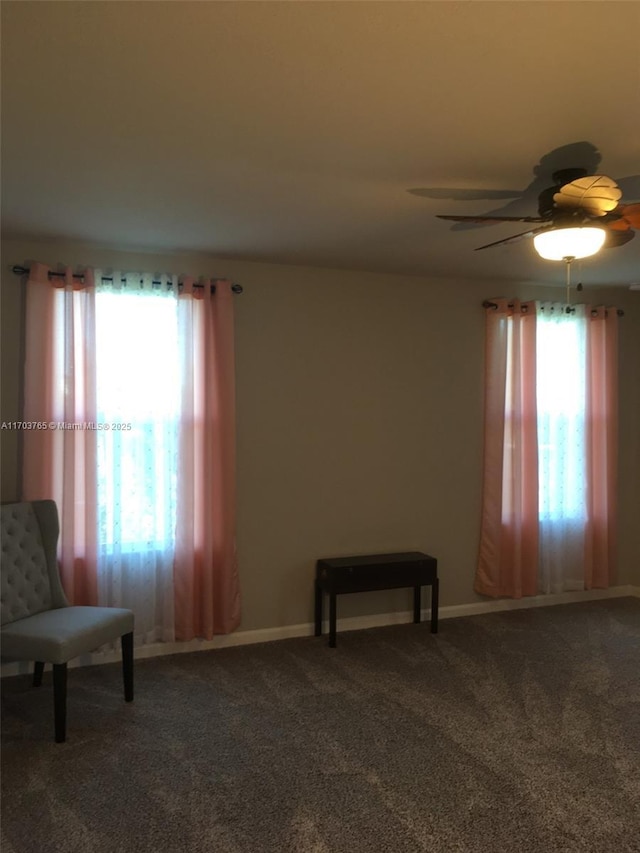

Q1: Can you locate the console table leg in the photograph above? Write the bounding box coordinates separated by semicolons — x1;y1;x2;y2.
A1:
314;580;323;636
413;585;421;623
430;578;439;633
329;592;337;648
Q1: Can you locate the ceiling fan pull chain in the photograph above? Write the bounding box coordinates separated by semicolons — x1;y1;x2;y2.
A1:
565;256;574;309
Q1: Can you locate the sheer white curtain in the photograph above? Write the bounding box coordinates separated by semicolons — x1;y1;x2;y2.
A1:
536;302;587;593
95;272;180;644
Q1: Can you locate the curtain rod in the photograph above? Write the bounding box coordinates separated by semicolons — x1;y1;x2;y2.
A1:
482;299;624;317
11;265;243;294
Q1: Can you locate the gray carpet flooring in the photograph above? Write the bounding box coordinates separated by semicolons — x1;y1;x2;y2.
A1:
2;597;639;853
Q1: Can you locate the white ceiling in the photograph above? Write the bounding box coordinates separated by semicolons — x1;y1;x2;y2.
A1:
2;1;640;287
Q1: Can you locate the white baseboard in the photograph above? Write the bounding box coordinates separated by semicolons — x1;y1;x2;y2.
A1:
2;584;638;678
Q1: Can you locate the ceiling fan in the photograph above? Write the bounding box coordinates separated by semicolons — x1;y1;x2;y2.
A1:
436;168;640;259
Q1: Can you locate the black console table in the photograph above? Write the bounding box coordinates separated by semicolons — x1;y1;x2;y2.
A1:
314;551;438;648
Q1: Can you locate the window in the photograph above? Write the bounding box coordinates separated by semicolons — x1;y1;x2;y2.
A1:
535;306;586;524
95;283;180;553
22;262;240;643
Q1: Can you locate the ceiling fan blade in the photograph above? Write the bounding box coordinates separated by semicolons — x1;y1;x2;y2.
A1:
604;229;635;248
606;218;632;232
410;188;522;200
474;226;550;251
553;175;622;217
618;202;640;229
437;214;547;224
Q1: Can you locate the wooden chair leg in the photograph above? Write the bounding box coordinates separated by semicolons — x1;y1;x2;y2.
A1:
52;663;67;743
121;631;134;702
33;661;45;687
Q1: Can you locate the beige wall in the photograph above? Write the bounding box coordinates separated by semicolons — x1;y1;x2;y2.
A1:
2;237;638;632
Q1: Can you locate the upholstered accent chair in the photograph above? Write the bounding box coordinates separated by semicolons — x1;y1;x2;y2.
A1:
1;500;134;742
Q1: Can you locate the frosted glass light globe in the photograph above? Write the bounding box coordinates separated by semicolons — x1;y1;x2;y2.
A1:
533;227;606;260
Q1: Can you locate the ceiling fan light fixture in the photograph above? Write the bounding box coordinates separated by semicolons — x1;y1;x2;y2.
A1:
533;226;606;261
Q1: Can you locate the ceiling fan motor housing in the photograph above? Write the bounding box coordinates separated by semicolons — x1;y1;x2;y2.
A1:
551;168;589;185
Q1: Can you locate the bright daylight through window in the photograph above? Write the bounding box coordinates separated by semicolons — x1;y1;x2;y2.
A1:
95;286;181;553
536;308;586;524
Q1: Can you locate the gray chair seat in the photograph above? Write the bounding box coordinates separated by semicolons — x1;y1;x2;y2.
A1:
1;606;134;665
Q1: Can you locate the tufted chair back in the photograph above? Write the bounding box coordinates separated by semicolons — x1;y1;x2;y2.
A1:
1;500;69;626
